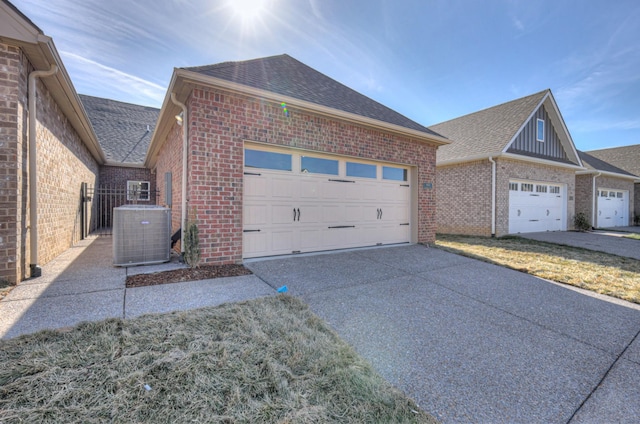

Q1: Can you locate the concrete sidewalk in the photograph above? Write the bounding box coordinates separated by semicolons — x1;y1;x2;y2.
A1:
0;236;274;339
520;229;640;260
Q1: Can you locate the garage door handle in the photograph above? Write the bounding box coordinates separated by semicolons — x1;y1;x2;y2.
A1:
546;210;550;216
244;172;261;176
297;208;300;221
293;208;300;221
328;225;356;229
243;229;261;232
329;179;355;183
517;209;521;217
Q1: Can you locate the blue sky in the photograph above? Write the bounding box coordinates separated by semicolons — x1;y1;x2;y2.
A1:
12;0;640;151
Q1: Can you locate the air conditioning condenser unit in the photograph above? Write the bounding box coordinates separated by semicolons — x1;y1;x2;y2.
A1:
113;205;171;266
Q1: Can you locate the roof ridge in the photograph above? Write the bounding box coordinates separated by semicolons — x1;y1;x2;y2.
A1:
78;93;160;111
431;89;549;127
183;54;290;72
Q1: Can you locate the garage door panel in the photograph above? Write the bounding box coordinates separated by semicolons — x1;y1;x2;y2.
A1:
272;177;297;199
509;180;566;234
244;204;268;226
244;147;411;258
597;189;629;227
244;176;267;198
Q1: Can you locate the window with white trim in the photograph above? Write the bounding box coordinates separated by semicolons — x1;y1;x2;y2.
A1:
127;180;150;201
536;119;545;142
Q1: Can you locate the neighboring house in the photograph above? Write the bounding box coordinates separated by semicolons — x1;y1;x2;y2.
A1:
582;144;640;225
145;54;450;264
575;151;637;228
0;0;106;284
430;90;584;236
80;95;160;229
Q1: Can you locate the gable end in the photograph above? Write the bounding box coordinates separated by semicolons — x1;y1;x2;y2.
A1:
507;104;570;163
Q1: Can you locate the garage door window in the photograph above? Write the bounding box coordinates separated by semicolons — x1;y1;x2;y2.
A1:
245;149;292;171
550;186;560;194
522;183;534;192
301;156;339;175
346;162;376;179
509;182;518;191
382;166;407;181
536;185;547;193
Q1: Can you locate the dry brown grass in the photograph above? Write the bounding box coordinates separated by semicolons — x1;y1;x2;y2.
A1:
436;234;640;304
0;295;435;424
624;233;640;240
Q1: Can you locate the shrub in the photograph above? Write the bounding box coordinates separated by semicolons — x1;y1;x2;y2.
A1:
183;208;200;268
573;212;591;232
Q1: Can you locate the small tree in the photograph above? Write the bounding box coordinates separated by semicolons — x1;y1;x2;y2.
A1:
183;207;200;268
573;212;591;232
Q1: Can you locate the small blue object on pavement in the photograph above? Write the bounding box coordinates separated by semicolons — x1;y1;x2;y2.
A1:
277;285;288;293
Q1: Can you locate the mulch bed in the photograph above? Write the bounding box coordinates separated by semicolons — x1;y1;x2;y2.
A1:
126;264;253;288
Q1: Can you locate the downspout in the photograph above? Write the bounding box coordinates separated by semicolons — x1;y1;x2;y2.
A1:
170;93;188;259
592;172;600;229
28;64;58;278
488;157;496;236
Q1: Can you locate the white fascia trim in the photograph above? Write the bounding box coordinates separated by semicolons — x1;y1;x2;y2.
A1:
104;160;148;168
176;69;451;146
500;152;585;170
575;169;639;180
436;153;504;167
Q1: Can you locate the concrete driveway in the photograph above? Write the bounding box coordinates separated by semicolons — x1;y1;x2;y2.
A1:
246;245;640;423
519;229;640;260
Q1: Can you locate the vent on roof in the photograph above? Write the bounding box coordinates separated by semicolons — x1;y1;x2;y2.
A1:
113;205;171;266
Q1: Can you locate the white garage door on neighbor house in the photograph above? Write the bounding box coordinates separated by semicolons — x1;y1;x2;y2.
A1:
243;145;412;258
509;180;566;234
597;189;629;228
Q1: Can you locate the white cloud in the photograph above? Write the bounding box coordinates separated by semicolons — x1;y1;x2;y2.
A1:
61;52;166;106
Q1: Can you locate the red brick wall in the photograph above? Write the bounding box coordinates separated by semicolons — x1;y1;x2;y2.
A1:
99;165;156;202
153;121;184;250
0;43;23;285
575;174;594;226
436;160;493;236
0;42;99;284
154;85;439;264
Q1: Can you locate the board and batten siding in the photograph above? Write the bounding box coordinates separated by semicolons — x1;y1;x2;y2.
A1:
507;105;567;160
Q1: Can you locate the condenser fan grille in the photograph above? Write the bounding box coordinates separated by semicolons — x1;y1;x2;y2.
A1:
113;205;171;266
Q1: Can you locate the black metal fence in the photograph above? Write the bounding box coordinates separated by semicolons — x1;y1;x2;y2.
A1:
82;184;159;236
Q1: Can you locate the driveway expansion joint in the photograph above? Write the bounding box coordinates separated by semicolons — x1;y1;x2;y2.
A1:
566;326;640;423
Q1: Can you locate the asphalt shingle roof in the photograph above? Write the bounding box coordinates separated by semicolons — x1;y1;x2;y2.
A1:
578;150;638;177
584;144;640;177
184;54;441;138
79;94;160;164
429;90;548;163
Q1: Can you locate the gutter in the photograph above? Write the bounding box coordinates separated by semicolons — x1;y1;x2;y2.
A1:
28;64;59;278
170;92;188;257
488;157;496;236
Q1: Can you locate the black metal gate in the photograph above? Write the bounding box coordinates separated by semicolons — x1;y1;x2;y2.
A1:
81;184;159;236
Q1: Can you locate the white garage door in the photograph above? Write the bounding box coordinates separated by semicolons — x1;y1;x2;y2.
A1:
509;180;565;234
597;189;629;228
243;146;411;258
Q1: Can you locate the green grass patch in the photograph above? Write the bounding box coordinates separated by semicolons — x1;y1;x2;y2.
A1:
623;233;640;240
0;295;435;423
436;234;640;304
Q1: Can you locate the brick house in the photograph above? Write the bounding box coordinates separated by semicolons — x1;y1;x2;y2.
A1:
581;144;640;225
80;95;160;229
0;0;106;284
430;90;584;236
576;150;639;228
145;54;449;264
